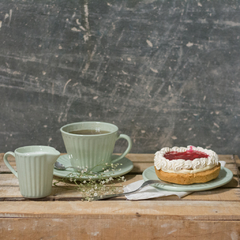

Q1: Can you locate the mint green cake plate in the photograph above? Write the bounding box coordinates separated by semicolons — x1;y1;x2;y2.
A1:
142;166;233;192
53;154;133;180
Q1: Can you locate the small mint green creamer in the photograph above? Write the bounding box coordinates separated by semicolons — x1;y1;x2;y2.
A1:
4;146;60;198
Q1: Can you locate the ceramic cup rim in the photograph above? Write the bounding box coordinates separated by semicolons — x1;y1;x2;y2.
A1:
60;121;119;136
14;145;60;156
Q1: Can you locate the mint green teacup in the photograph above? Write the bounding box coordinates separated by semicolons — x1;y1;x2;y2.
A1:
60;122;132;172
4;146;60;198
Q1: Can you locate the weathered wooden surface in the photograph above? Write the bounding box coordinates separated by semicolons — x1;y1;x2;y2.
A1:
0;153;240;239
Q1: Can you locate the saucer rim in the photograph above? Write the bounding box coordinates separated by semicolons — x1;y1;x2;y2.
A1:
53;154;133;180
142;166;233;192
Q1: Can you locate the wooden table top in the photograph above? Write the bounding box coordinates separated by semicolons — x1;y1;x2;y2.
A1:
0;153;240;240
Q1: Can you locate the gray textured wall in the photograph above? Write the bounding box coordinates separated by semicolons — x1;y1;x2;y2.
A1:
1;0;240;155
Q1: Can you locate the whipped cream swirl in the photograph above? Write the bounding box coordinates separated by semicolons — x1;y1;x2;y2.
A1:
154;146;219;174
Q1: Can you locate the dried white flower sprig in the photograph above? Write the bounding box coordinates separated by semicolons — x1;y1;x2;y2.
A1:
54;162;127;201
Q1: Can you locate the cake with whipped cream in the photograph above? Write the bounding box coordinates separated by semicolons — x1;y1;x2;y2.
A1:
154;146;221;184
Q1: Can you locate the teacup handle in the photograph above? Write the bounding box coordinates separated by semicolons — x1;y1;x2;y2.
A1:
112;134;132;163
3;151;18;178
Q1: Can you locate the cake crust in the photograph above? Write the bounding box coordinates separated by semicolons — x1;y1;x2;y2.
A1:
154;163;221;185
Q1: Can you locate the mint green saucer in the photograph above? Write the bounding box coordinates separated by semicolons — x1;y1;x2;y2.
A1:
53;154;133;180
142;166;233;192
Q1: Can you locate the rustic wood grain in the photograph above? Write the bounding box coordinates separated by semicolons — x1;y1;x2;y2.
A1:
0;201;240;218
0;186;239;201
0;201;240;240
0;218;240;240
0;153;239;239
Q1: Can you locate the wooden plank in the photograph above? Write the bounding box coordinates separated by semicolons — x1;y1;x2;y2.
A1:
52;187;240;201
234;155;240;165
131;162;152;173
0;201;240;219
233;155;240;188
126;153;154;162
0;185;239;201
1;217;240;240
0;218;240;240
218;154;234;162
234;155;240;171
